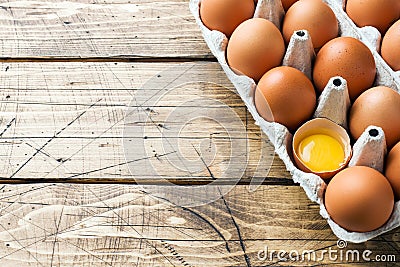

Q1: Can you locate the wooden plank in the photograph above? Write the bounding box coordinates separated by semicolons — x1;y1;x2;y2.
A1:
0;0;212;60
0;184;397;266
0;61;290;182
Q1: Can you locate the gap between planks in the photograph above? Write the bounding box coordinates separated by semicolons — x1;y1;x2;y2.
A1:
0;56;217;63
0;177;296;186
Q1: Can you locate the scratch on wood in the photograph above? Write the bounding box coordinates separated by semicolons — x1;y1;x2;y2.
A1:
83;186;177;266
0;223;45;266
50;206;64;266
192;144;216;180
140;190;231;254
25;142;51;158
0;184;50;202
219;188;251;267
9;100;101;178
66;150;176;179
161;240;192;267
0;118;15;137
0;186;114;266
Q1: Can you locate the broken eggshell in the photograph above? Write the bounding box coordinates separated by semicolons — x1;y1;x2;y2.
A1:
292;118;352;179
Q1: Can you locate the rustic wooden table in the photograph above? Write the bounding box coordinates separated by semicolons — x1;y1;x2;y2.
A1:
0;0;398;266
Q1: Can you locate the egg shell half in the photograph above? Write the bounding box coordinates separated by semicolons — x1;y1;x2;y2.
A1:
292;118;352;179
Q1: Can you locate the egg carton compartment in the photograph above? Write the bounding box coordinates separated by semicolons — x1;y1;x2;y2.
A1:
189;0;400;243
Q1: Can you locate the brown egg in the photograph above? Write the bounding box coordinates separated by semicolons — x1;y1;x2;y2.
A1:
349;86;400;148
199;0;255;37
281;0;298;11
346;0;399;34
282;0;338;49
325;166;394;232
227;18;285;81
385;141;400;200
398;2;400;16
313;37;376;101
381;20;400;71
254;66;316;132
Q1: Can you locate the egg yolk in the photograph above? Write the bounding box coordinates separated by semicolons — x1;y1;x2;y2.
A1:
297;134;345;172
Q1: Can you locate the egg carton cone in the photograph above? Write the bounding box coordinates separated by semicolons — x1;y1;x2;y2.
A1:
254;0;284;29
282;30;315;80
349;126;387;172
313;76;350;128
189;0;400;243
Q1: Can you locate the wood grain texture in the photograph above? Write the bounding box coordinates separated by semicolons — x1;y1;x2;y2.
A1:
0;0;212;60
0;184;398;266
1;0;399;265
0;61;290;183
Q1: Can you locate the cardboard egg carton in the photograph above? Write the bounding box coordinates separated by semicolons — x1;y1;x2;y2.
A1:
189;0;400;243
